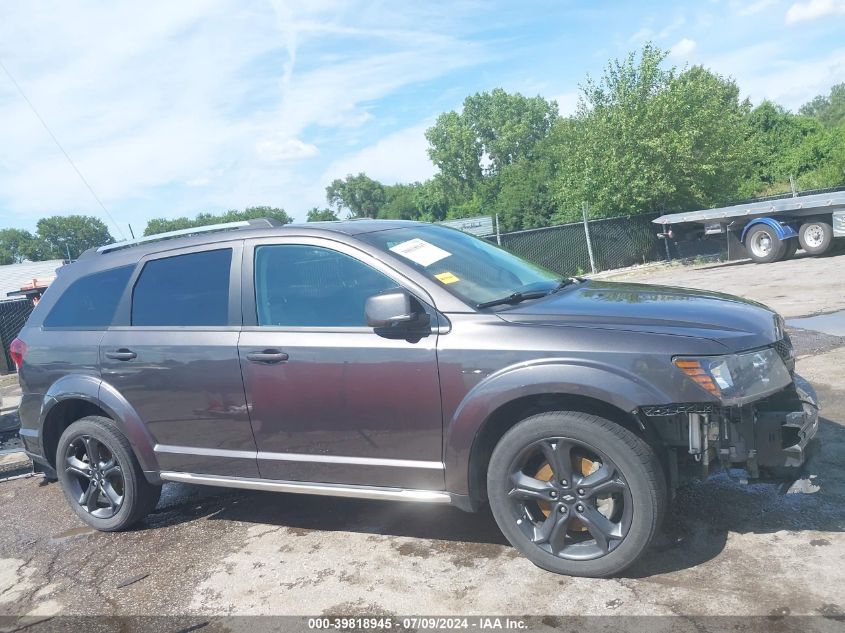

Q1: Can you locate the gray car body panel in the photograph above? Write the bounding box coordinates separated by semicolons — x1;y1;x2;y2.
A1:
15;220;791;504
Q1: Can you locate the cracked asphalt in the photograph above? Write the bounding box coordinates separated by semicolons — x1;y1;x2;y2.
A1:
1;254;844;622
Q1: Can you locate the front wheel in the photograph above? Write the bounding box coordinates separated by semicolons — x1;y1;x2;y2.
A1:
56;416;161;531
487;411;666;577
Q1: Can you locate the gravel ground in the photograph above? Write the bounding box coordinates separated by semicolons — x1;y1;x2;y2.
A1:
0;256;843;630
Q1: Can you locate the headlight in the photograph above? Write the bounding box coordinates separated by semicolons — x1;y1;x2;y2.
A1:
673;347;791;405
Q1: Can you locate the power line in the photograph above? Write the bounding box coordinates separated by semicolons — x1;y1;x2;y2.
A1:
0;56;126;239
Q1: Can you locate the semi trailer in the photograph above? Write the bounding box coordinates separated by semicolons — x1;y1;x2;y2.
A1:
653;190;845;264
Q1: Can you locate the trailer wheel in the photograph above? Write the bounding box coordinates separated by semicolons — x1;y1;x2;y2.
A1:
798;220;833;255
745;225;785;263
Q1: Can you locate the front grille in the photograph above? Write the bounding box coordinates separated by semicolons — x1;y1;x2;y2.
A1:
773;333;795;371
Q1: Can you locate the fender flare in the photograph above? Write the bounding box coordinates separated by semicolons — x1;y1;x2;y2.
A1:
442;358;674;497
39;374;159;476
741;217;798;243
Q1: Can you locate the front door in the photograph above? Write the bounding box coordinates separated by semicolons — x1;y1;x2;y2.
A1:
238;238;444;490
100;242;258;477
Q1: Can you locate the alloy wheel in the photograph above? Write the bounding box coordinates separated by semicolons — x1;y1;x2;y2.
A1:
507;437;633;561
64;435;125;519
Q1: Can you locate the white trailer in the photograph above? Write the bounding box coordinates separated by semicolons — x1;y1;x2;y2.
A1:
653;190;845;264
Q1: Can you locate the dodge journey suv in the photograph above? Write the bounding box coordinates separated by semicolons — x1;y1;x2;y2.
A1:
11;218;818;577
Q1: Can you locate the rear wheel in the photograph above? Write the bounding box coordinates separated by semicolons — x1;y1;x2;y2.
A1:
745;225;785;263
56;416;161;531
487;411;666;577
798;220;833;256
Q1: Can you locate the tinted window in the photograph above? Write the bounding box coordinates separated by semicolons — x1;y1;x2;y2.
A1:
132;249;232;326
255;245;398;327
44;265;133;328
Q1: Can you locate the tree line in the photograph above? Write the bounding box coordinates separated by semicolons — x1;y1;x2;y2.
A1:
3;44;843;263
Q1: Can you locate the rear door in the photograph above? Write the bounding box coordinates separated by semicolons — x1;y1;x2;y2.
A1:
238;236;444;490
100;241;257;477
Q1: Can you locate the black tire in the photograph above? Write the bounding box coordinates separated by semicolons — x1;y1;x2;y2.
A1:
781;239;799;260
798;220;833;255
487;411;666;577
744;225;785;264
56;416;161;531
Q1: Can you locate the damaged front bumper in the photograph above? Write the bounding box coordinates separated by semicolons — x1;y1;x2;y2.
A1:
642;374;820;484
751;375;819;472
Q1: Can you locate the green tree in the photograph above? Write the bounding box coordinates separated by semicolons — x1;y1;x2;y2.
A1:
306;207;339;222
799;83;845;128
553;45;754;219
325;173;386;218
0;228;45;262
381;183;425;220
425;89;559;195
36;215;114;259
144;206;292;236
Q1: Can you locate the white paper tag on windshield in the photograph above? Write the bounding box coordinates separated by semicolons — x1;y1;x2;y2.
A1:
389;238;451;267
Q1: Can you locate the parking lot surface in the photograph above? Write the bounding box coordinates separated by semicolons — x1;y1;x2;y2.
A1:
1;254;844;622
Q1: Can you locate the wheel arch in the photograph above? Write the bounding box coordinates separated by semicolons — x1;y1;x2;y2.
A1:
740;217;798;243
39;374;160;480
443;361;670;506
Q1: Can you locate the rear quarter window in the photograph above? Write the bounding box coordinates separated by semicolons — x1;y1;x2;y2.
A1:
43;265;134;328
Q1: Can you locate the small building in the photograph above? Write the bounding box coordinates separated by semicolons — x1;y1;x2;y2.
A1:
0;260;65;374
0;259;65;304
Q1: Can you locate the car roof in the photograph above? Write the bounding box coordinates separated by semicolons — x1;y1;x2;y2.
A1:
76;219;426;264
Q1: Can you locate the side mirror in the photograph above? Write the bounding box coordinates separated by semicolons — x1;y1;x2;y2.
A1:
365;289;430;331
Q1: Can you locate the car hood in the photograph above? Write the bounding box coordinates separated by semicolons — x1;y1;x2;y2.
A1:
496;280;781;352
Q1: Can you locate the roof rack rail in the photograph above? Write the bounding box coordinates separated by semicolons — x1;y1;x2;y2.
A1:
96;218;280;254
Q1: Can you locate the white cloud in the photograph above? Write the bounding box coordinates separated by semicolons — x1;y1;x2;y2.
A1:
707;42;845;109
735;0;779;16
0;1;486;229
256;138;319;162
550;92;580;117
659;16;687;38
321;123;436;186
786;0;845;23
629;27;655;44
669;38;698;59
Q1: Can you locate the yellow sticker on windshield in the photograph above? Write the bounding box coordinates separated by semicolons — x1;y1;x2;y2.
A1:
435;271;460;284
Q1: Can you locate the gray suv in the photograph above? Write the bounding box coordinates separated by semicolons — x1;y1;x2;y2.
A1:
10;218;819;577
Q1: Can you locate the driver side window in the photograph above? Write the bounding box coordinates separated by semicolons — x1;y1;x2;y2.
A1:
254;245;399;327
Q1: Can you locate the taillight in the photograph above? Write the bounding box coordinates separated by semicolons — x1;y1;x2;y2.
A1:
9;337;26;369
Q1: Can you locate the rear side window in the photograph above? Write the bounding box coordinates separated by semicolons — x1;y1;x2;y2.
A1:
132;249;232;326
44;265;133;328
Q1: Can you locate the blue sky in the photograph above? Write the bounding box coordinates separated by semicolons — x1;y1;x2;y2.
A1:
1;0;844;237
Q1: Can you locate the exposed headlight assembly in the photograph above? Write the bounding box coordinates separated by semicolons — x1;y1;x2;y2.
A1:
673;347;792;406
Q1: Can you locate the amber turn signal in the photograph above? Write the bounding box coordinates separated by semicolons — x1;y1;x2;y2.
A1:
673;358;720;396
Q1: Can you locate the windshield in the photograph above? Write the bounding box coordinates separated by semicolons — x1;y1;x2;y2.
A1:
361;225;560;306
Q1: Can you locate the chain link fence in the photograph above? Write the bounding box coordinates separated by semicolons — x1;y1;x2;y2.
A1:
0;299;33;373
492;212;726;277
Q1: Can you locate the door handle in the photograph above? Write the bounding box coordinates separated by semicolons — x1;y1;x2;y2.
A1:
105;349;137;361
246;349;289;364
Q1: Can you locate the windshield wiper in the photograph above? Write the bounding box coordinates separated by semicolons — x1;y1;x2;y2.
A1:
476;290;549;310
477;278;585;310
549;276;584;294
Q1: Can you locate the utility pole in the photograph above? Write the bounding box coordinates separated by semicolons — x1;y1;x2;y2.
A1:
582;202;597;274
